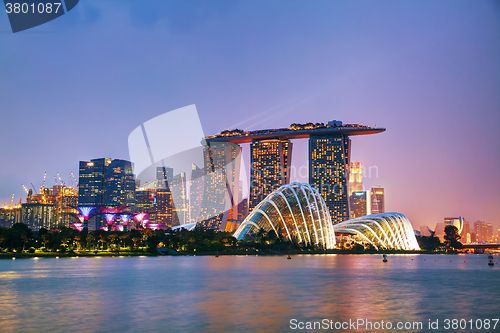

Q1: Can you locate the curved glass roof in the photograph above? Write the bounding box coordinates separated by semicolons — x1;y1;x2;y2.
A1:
233;182;336;249
333;213;420;250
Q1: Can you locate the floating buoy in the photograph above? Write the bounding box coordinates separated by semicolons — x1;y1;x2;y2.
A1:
450;260;452;262
287;255;292;260
488;255;494;266
434;259;437;261
382;254;387;262
424;259;426;261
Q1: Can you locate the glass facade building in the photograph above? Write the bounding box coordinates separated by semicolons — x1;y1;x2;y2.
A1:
349;191;367;218
197;141;241;231
348;162;363;196
333;213;420;250
234;183;336;249
370;186;385;214
309;134;350;223
78;158;136;230
249;138;292;212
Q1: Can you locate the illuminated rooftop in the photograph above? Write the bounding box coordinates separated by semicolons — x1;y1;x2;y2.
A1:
204;121;385;144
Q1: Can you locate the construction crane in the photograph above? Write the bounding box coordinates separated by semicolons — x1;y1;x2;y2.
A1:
70;169;78;189
22;184;29;194
9;193;14;208
54;175;58;185
31;183;38;195
57;172;64;186
41;172;47;192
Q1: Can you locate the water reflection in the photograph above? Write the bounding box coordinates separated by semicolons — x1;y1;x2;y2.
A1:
0;254;498;332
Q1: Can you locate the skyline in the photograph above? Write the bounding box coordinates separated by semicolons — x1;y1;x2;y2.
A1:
1;0;499;230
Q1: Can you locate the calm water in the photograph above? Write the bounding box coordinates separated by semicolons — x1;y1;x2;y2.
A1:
0;254;498;333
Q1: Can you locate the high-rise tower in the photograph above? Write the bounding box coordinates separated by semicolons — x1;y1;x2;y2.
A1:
197;141;241;231
309;134;350;223
249;138;292;211
370;186;385;214
348;162;363;196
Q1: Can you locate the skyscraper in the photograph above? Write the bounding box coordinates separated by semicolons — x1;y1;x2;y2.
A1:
348;162;363;196
370;187;385;215
105;159;136;207
78;158;111;206
249;138;292;212
309;134;350;223
197;141;241;231
157;166;173;190
189;163;204;223
156;189;173;228
170;172;189;226
78;158;136;230
349;191;367;218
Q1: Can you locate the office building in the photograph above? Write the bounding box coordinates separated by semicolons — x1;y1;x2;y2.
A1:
197;141;241;231
170;172;189;226
105;159;136;206
157;166;173;190
156;189;173;228
189;164;204;223
370;187;385;215
78;158;136;230
349;191;367;218
348;162;363;196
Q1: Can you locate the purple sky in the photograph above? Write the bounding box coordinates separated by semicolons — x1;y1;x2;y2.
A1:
1;0;499;230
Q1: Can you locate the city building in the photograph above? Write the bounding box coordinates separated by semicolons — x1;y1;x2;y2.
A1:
309;134;350;223
170;172;189;226
78;158;136;230
370;187;385;215
19;203;56;231
348;162;363;196
349;191;367;218
105;159;136;207
157;166;173;190
234;183;336;249
197;141;241;231
156;189;173;228
0;205;20;228
202;121;385;229
249;138;292;211
189;164;204;223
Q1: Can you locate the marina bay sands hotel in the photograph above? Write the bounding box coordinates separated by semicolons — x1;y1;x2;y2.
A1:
196;121;385;231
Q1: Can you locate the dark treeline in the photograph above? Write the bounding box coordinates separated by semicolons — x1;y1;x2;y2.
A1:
0;223;304;254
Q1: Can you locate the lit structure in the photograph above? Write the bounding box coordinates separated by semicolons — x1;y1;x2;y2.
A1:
204;121;385;230
249;138;292;211
189;163;204;223
309;134;350;223
105;159;136;207
197;141;241;231
119;213;134;232
234;183;336;249
79;158;136;230
348;162;363;196
156;189;173;228
171;172;189;226
102;213;116;231
71;206;98;231
333;213;420;250
370;187;385;214
98;206;128;231
134;212;152;228
349;191;367;218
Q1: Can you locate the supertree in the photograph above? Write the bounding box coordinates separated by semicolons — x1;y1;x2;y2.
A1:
70;206;100;231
